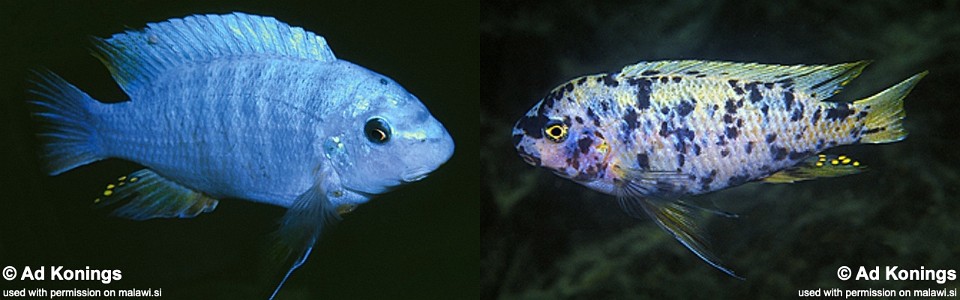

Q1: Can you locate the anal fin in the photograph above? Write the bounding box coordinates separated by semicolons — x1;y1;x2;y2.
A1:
94;169;218;220
617;191;742;279
763;154;865;184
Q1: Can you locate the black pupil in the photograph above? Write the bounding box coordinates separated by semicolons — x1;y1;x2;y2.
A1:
365;118;390;143
549;126;562;137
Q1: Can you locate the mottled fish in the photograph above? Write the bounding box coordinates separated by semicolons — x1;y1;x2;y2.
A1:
513;60;925;277
30;13;454;298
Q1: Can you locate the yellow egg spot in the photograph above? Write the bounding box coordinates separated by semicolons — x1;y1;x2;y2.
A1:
94;198;101;204
831;159;840;165
130;177;139;182
103;190;113;196
815;162;824;167
818;154;826;158
596;141;609;153
838;155;847;160
118;176;127;181
118;182;125;186
842;158;852;164
106;184;115;190
853;161;860;167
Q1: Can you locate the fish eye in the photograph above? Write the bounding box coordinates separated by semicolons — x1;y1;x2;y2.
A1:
364;118;391;144
543;120;568;143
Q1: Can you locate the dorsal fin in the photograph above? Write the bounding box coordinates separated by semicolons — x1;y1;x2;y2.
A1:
91;12;337;95
619;60;871;100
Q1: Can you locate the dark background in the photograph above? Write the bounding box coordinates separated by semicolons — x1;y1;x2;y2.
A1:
0;1;477;299
482;0;960;299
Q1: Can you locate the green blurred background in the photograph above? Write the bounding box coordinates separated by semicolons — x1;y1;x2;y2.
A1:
0;1;477;299
482;0;960;298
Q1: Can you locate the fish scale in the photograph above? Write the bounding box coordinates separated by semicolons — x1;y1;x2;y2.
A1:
514;59;926;277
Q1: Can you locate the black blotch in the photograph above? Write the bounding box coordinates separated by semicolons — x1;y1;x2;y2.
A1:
637;153;649;169
659;121;672;137
745;82;762;103
660;107;670;115
578;137;593;154
641;70;660;76
601;100;610;112
777;78;794;88
760;104;769;116
716;134;727;146
721;148;730;157
624;107;639;131
783;90;795;110
562;115;572;126
586;107;601;127
764;82;774;89
745;141;754;154
677;100;695;117
725;126;739;139
696;74;706;78
736;118;743;128
812;107;822;125
700;170;717;189
765;133;777;143
660;77;669;84
379;78;388;85
794;133;802;140
676;127;695;141
723;114;733;123
770;145;788;161
672;77;682;83
693;144;702;155
602;73;619;87
677;154;686;167
816;139;825;150
725;99;737;114
737;98;744;108
628;78;652;109
577;77;587;85
686;70;700;75
856;111;868;121
729;80;745;95
863;127;885;135
791;108;802;121
825;103;855;122
575;116;584;124
518;114;548;139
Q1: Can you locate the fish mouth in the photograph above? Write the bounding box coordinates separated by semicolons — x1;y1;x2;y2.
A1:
401;169;432;183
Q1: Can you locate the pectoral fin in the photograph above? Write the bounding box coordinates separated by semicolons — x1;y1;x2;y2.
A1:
93;169;218;220
268;168;343;300
617;195;742;279
763;154;865;183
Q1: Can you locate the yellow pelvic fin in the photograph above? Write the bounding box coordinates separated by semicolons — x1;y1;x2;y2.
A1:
763;154;865;183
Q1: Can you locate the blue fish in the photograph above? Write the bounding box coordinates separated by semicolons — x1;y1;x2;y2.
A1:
29;12;454;297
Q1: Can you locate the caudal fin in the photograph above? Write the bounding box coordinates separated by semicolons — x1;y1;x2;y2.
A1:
28;70;105;175
854;71;927;144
